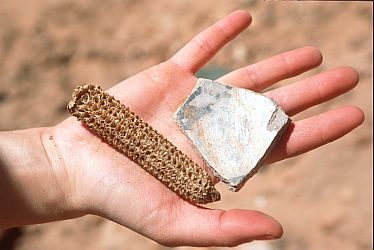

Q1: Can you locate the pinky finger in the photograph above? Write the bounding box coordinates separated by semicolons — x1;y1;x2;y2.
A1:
265;106;365;164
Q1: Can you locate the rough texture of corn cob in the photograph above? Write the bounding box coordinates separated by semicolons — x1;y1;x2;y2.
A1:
67;84;221;204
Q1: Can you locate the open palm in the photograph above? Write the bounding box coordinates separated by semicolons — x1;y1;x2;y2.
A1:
50;11;364;247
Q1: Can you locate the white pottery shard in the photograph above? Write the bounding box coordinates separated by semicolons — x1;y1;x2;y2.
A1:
175;78;291;191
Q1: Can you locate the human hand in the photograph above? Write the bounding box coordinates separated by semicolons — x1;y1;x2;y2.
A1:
6;10;363;247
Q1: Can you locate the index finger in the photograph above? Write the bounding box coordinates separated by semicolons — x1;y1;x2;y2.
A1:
171;10;251;73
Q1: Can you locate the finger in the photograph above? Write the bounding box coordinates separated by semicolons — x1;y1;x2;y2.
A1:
265;106;365;164
161;205;282;247
265;66;359;116
171;10;252;73
218;46;322;91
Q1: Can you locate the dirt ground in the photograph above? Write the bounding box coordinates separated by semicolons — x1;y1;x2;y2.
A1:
0;1;372;250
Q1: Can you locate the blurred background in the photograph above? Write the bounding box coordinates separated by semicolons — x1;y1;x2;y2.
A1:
0;1;372;250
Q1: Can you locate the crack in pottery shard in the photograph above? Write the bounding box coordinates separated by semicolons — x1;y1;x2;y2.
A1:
175;78;291;191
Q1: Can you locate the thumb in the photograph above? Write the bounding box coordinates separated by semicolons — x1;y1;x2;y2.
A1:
158;202;283;247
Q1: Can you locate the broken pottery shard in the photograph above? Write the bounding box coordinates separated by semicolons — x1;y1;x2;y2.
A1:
175;78;291;191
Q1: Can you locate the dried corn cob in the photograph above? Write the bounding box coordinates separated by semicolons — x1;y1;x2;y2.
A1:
67;84;220;204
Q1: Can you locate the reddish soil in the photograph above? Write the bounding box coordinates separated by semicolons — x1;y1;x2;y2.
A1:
0;1;372;250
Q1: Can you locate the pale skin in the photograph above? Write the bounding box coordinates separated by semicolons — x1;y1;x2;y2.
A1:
0;11;365;247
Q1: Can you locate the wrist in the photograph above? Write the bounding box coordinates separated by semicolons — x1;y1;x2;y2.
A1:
0;127;84;229
40;126;87;218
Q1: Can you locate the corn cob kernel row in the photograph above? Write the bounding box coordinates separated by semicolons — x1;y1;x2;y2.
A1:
67;84;220;204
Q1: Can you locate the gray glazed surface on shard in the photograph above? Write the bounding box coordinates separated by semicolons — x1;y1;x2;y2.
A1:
176;78;291;191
